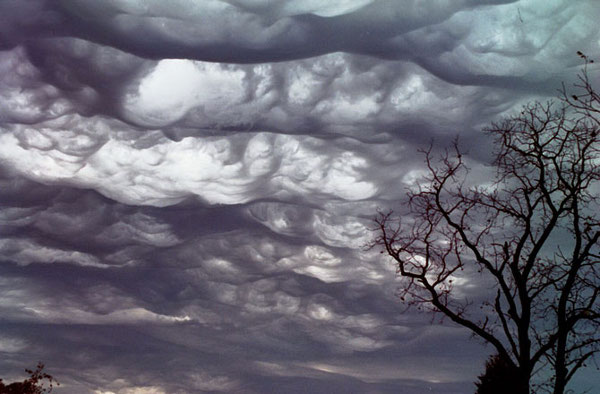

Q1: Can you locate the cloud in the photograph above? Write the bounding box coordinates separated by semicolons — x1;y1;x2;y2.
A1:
0;238;105;267
0;0;599;393
122;59;247;127
0;335;27;353
25;306;192;326
95;388;166;394
1;125;385;206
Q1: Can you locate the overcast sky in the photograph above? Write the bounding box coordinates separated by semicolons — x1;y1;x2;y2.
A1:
1;1;599;393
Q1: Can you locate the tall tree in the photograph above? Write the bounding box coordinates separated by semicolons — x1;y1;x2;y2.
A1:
373;54;600;393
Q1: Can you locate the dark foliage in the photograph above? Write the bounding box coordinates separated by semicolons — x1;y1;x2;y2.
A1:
475;354;519;394
0;363;59;394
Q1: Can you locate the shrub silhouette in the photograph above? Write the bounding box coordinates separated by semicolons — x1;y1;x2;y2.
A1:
475;354;519;394
0;363;58;394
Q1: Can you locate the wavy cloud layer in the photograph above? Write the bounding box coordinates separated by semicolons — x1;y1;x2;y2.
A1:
0;0;599;393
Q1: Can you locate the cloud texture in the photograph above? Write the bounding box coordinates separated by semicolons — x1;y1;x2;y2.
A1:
1;0;599;392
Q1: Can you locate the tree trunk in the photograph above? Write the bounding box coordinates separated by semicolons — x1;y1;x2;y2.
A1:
516;367;530;394
553;364;567;394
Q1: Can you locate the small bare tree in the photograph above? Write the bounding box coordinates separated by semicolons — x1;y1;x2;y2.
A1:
373;54;600;394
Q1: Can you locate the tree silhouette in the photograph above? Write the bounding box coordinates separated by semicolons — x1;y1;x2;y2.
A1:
475;354;519;394
0;363;59;394
373;54;600;394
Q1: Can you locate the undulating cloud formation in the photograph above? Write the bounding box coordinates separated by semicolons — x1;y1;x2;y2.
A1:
0;0;599;393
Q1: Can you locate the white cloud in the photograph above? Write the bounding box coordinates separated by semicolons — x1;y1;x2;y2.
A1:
25;306;191;325
0;238;105;267
0;124;382;206
95;385;166;394
123;60;246;127
0;335;27;353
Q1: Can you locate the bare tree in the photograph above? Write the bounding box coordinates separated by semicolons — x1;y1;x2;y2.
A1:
373;54;600;394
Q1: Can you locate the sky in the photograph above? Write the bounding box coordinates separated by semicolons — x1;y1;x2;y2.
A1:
0;0;599;393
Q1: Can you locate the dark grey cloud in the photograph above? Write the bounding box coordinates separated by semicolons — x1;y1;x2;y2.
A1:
5;1;521;62
0;0;599;393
